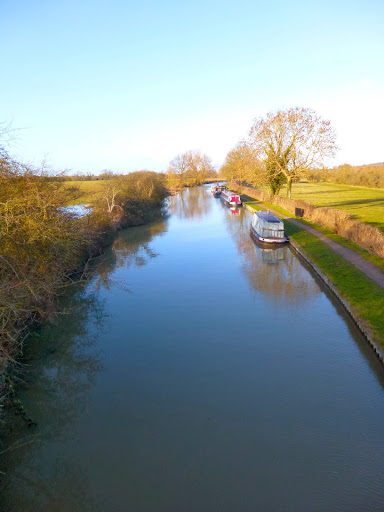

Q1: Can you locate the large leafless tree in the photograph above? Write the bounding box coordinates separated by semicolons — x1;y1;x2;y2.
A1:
248;107;338;198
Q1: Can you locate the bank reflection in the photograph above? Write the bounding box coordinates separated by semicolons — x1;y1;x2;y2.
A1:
168;186;212;220
0;286;105;510
222;207;320;304
0;217;169;510
95;219;168;293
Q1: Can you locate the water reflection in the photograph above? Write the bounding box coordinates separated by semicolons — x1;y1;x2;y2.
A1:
222;206;320;303
168;187;212;220
1;460;104;512
94;220;168;295
252;243;285;265
0;216;169;510
3;188;384;512
0;287;105;510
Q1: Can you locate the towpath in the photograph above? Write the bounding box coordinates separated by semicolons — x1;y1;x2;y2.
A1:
244;201;384;289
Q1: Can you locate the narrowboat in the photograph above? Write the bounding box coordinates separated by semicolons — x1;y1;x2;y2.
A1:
210;183;222;197
221;189;242;207
250;210;289;244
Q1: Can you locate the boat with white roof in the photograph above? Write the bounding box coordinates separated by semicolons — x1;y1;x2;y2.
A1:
250;210;289;244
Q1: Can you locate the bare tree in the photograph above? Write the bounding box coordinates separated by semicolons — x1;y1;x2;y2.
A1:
248;107;338;198
102;180;122;213
167;150;214;188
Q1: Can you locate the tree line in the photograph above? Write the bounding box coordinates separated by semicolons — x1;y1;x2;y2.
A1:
307;163;384;189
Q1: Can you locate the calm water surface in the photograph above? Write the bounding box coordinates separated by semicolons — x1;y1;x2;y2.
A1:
2;187;384;511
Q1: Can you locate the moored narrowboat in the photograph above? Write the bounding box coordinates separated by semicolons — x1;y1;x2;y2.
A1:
250;210;289;244
221;189;242;207
210;183;222;197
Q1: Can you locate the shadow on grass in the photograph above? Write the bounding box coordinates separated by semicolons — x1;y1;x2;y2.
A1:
326;198;384;208
291;189;350;196
283;219;305;236
241;194;260;202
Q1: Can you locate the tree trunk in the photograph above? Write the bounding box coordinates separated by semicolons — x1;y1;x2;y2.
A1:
286;177;292;199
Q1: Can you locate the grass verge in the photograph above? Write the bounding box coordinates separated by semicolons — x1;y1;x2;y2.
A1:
243;199;384;273
242;199;384;348
285;220;384;348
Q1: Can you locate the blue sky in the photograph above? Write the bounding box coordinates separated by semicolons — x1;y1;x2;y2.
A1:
2;0;384;173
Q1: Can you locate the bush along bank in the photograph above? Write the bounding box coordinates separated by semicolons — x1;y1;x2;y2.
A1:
240;195;384;358
0;166;168;424
230;183;384;259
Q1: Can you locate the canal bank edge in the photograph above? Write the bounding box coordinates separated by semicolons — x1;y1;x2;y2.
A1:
242;202;384;364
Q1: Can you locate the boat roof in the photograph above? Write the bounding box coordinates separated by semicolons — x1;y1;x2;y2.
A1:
254;210;282;223
222;189;238;195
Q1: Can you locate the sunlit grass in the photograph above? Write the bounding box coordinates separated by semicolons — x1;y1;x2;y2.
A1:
63;180;108;205
278;182;384;231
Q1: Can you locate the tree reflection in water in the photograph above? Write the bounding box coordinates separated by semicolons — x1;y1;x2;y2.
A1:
95;218;168;291
168;186;212;220
222;207;320;304
0;286;106;510
0;217;169;511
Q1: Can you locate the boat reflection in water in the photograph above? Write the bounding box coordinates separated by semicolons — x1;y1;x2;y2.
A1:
252;240;286;265
230;207;241;215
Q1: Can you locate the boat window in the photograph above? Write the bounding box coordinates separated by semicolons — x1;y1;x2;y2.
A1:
262;228;285;239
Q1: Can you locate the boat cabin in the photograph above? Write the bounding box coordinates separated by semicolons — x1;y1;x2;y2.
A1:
250;210;289;244
221;189;242;206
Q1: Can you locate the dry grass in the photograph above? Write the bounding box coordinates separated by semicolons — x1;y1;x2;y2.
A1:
233;183;384;259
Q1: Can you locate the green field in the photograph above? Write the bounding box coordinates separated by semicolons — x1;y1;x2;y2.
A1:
279;182;384;232
64;180;108;204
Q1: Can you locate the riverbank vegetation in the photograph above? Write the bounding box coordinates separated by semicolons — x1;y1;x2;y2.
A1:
0;148;168;420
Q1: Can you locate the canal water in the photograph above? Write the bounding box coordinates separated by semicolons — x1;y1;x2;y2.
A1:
2;186;384;511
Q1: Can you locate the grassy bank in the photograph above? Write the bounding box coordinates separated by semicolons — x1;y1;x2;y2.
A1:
286;221;384;348
232;183;384;259
276;182;384;232
244;199;384;274
243;200;384;349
